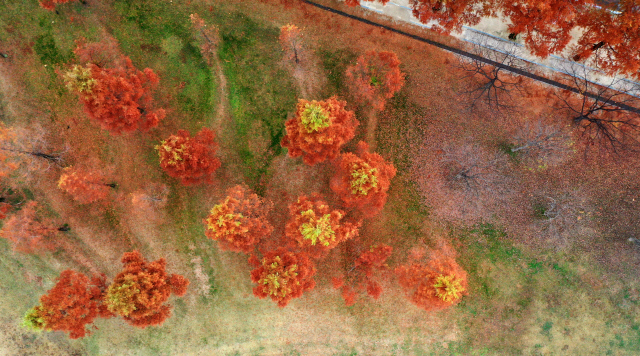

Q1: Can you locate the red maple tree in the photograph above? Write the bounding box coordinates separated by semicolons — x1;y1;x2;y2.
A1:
204;185;274;253
39;0;79;11
345;51;405;111
285;194;360;258
156;128;221;185
0;201;58;253
0;202;12;220
105;250;189;328
57;166;114;204
63;48;165;134
23;270;112;339
279;24;303;64
281;97;359;165
573;0;640;77
330;141;397;217
395;254;468;311
332;244;393;306
501;0;587;58
249;248;316;307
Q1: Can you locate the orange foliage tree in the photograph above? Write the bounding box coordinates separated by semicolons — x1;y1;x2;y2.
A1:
156;128;221;185
39;0;79;11
285;194;360;257
395;255;468;311
279;24;303;64
105;251;189;328
345;51;405;111
204;185;274;253
332;243;393;306
249;247;316;307
281;97;359;165
58;166;114;204
501;0;588;58
574;0;640;77
63;46;165;134
0;201;60;253
330;141;397;217
23;270;111;339
0;202;11;220
413;0;490;33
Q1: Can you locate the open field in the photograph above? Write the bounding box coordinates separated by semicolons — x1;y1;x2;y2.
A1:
1;0;640;355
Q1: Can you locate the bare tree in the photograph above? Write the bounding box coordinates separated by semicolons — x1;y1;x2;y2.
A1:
554;63;640;156
531;191;589;244
413;142;514;223
0;123;67;179
441;143;507;196
510;119;574;168
455;40;528;111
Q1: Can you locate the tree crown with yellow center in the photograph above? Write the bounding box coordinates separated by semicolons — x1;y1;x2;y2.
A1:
155;137;188;166
105;278;140;316
205;201;246;236
433;274;464;303
259;256;299;298
349;162;378;196
299;209;335;246
300;103;331;133
22;306;47;331
63;65;97;95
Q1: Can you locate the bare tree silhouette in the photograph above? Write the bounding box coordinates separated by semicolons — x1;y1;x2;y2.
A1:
455;41;527;111
554;63;640;156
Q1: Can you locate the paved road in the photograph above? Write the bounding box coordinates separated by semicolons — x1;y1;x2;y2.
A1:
301;0;640;113
354;0;640;98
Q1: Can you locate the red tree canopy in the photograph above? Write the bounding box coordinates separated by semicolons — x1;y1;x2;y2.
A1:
281;97;359;165
501;0;588;58
413;0;488;34
204;185;274;253
58;166;112;204
105;250;189;328
330;141;397;217
249;248;316;307
0;122;19;179
333;243;393;306
395;255;468;311
574;0;640;77
63;56;165;134
285;194;360;257
279;24;303;63
0;202;12;220
23;270;111;339
0;201;57;253
345;51;405;111
39;0;78;11
156;128;221;185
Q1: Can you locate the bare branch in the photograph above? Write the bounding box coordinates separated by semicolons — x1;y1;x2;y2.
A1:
553;63;640;157
454;40;529;112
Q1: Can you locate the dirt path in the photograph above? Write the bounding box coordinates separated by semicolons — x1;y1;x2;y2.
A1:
287;50;326;99
365;108;378;150
211;57;229;133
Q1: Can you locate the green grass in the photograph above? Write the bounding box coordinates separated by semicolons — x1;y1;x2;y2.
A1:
109;0;214;132
216;12;298;191
319;48;357;97
446;223;640;354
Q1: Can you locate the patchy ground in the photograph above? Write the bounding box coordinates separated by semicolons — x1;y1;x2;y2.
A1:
0;0;640;355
